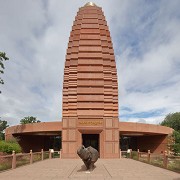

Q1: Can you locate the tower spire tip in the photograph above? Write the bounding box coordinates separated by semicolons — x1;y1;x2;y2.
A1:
84;2;97;7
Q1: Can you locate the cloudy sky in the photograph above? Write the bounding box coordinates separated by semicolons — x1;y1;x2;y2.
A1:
0;0;180;126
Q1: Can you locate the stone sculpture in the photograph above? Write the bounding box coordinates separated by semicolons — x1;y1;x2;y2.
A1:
77;145;99;170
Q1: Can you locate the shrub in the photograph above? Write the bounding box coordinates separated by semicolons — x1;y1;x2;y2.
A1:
173;143;180;156
132;151;138;160
0;140;21;154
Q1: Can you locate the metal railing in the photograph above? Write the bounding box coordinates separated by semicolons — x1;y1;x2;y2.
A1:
0;149;62;172
119;149;180;173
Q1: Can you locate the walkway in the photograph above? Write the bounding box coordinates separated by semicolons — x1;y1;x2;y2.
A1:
0;158;179;180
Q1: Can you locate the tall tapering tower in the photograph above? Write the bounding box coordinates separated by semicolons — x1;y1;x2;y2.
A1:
62;2;119;158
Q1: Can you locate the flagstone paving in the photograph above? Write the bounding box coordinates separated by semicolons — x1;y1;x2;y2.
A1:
0;158;179;180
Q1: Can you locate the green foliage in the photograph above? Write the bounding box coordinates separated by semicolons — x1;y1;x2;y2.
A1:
0;118;9;140
20;116;41;124
173;143;180;155
172;131;180;155
168;156;180;173
16;156;30;168
0;140;21;154
150;156;164;168
0;52;9;93
173;131;180;143
131;151;138;160
161;112;180;131
161;112;180;155
0;161;12;171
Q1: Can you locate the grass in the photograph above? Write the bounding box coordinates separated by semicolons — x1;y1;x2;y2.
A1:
168;158;180;173
150;156;164;168
33;153;41;162
0;150;61;172
132;151;138;160
53;152;60;158
0;156;12;171
0;163;12;171
128;152;180;173
43;152;49;159
139;154;148;163
16;155;30;167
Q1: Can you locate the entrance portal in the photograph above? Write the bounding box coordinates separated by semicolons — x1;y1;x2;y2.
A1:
82;134;99;152
120;136;137;151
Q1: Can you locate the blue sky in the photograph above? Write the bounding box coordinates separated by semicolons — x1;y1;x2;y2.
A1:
0;0;180;125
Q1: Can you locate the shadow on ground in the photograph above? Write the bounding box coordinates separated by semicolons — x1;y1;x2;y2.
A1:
77;164;96;172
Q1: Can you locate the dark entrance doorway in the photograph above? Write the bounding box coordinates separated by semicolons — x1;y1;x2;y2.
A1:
120;136;137;151
82;134;99;152
44;136;62;151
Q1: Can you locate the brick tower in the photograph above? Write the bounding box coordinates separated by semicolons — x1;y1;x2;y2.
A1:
62;2;119;158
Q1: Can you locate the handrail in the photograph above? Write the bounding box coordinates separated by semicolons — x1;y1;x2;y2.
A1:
138;152;148;154
32;152;42;155
0;154;12;158
168;155;180;159
119;149;180;172
16;153;30;157
0;149;62;171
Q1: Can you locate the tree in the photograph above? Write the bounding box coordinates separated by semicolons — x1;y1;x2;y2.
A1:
20;116;41;124
0;52;9;93
161;112;180;131
0;118;9;140
161;112;180;155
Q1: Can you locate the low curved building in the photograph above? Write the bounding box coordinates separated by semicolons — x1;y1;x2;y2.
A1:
6;121;172;158
5;2;173;158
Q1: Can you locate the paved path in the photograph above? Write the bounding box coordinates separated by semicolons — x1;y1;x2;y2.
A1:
0;158;179;180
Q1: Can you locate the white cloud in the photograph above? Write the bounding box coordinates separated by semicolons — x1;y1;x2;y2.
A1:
116;0;180;123
0;0;180;125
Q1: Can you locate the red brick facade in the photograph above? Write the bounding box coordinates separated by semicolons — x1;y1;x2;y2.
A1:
62;4;118;117
62;3;119;158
